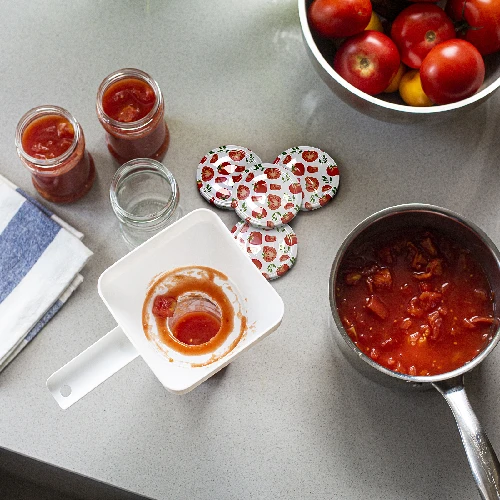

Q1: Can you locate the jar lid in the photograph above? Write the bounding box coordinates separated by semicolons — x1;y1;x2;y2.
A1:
231;221;298;280
196;145;262;209
274;146;339;211
232;163;303;228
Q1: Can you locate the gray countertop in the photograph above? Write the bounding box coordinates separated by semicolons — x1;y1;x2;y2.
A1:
1;1;500;499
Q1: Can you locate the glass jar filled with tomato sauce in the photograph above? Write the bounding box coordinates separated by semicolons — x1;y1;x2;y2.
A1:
153;294;223;346
96;68;170;165
15;106;95;203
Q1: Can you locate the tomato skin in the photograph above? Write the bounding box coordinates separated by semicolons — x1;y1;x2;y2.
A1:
399;69;434;106
420;39;485;104
391;4;455;68
365;11;384;32
384;63;406;93
446;0;500;55
308;0;372;38
333;31;400;95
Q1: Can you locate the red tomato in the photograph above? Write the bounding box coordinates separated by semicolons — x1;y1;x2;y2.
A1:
420;39;485;104
308;0;372;38
391;4;455;68
333;31;400;95
446;0;500;55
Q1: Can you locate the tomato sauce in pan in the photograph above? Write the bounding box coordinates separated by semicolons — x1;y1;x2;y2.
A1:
336;229;497;376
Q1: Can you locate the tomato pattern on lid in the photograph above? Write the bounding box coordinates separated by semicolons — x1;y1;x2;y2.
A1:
196;145;262;209
274;146;339;211
231;221;298;280
230;220;246;238
232;163;303;229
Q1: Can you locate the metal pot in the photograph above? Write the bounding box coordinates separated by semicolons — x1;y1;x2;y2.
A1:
329;204;500;499
298;0;500;123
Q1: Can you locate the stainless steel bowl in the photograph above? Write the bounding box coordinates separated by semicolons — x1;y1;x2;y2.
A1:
299;0;500;123
329;204;500;499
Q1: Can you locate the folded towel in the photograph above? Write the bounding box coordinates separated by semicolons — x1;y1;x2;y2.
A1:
0;174;93;372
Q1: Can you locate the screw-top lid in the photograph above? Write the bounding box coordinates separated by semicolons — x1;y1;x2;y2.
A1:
274;146;339;211
231;221;298;280
196;145;262;209
232;163;303;228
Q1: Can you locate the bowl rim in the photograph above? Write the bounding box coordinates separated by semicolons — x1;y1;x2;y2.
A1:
329;203;500;384
298;0;500;114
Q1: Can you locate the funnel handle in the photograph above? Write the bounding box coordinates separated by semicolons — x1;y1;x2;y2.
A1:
46;325;139;409
433;376;500;499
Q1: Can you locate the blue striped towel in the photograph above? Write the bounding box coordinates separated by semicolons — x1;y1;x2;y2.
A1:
0;174;92;372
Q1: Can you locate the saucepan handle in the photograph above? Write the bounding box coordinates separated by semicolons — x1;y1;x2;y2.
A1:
46;326;140;409
433;376;500;500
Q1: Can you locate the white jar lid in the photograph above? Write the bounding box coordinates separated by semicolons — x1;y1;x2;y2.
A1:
231;220;298;280
274;146;339;211
232;163;303;228
196;145;262;209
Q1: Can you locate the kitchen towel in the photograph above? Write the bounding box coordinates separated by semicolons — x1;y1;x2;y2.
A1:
0;174;93;372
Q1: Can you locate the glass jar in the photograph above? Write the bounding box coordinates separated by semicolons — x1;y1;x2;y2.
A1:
96;68;170;165
167;294;222;346
110;158;182;249
15;105;95;203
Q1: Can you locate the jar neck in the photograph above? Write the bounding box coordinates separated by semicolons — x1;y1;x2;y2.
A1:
96;68;164;135
15;105;81;169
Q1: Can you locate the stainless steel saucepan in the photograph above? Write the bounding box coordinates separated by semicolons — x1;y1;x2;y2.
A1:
329;204;500;499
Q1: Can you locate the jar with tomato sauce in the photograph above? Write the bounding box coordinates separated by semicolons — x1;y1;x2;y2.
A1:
15;106;95;203
166;295;223;346
96;68;170;165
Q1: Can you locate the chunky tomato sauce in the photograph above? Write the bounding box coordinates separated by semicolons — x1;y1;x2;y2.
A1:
22;115;75;159
102;78;155;122
99;77;169;164
336;229;497;376
20;114;95;203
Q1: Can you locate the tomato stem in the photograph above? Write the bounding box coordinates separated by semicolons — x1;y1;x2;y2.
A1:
454;19;484;35
454;0;484;35
425;30;436;43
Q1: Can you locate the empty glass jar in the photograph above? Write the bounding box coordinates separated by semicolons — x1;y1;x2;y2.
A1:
110;158;182;249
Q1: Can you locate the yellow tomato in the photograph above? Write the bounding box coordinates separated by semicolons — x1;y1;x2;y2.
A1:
384;63;406;93
365;11;383;33
399;69;434;107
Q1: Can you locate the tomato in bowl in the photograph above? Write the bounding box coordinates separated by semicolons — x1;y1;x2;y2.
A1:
299;0;500;122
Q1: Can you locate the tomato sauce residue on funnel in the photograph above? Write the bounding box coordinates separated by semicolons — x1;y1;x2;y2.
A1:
142;266;246;364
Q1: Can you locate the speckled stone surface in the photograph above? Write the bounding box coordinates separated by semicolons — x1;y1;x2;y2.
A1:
1;1;500;499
